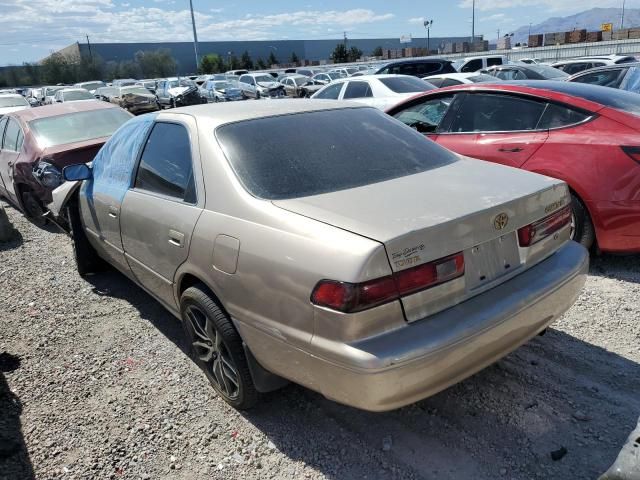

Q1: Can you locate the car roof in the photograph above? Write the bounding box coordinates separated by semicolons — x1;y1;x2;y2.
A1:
168;99;368;128
380;58;451;66
569;61;640;75
11;100;119;122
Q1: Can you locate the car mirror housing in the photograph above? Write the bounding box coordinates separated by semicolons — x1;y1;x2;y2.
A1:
63;164;92;182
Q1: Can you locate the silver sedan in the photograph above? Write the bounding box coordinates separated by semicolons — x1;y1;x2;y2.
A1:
52;100;588;411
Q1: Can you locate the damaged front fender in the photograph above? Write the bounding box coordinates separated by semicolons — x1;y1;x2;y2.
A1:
48;180;81;218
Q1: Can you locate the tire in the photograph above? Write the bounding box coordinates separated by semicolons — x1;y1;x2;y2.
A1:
67;203;107;276
255;91;260;100
170;98;176;109
181;284;259;409
20;189;46;227
570;193;595;250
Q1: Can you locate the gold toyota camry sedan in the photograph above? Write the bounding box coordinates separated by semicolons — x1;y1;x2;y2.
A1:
52;100;588;411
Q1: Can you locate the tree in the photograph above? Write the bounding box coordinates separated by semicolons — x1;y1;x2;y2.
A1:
267;51;278;67
348;46;363;62
256;57;266;70
199;53;225;74
289;51;299;64
372;46;383;57
330;43;348;63
229;55;240;70
240;50;254;70
134;49;177;78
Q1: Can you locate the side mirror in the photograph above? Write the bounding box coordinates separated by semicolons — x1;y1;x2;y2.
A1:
63;164;92;181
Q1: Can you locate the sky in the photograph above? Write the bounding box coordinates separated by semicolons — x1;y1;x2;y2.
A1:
0;0;637;65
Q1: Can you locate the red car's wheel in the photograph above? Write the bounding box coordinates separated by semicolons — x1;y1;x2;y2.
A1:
570;193;595;250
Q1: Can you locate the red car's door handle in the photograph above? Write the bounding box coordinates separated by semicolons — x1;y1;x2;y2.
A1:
498;147;524;153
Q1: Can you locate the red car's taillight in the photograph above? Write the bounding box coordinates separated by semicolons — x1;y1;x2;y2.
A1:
311;252;465;313
517;205;572;247
621;146;640;165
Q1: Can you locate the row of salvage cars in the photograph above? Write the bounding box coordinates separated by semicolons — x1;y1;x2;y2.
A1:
1;79;639;412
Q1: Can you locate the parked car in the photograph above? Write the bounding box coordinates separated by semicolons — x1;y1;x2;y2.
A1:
374;58;456;78
296;68;324;78
25;88;43;107
112;78;138;87
226;69;249;76
519;58;543;65
0;94;30;116
0;102;131;224
566;62;640;93
312;74;435;110
53;88;96;103
41;86;65;104
135;80;159;94
386;81;640;253
281;75;323;98
329;67;359;78
423;72;499;87
310;72;343;85
156;78;207;108
484;64;568;81
73;81;106;95
195;74;226;87
237;73;285;99
203;80;244;102
453;55;507;73
552;55;637;75
107;86;160;114
53;100;587;411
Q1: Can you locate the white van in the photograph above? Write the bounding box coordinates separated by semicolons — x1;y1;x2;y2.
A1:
453;55;507;73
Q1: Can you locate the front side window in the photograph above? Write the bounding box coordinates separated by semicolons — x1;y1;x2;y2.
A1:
393;95;455;134
449;94;546;133
623;67;640;93
461;59;483;73
216;107;458;200
487;57;503;67
0;118;7;147
314;83;344;99
343;81;372;99
3;119;21;152
135;122;195;202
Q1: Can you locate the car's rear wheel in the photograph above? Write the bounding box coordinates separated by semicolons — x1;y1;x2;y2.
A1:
68;204;107;276
181;284;258;409
570;193;595;250
255;91;261;100
20;189;46;227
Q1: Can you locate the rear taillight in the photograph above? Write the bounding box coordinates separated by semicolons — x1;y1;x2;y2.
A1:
311;252;465;313
621;146;640;165
517;205;572;247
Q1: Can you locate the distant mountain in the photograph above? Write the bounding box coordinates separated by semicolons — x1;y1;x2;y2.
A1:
505;8;640;44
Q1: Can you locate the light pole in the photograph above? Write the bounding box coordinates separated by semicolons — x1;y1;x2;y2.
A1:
423;19;433;55
189;0;199;71
471;0;475;45
621;0;626;30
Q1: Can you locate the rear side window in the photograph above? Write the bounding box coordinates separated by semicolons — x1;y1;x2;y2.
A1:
343;81;372;99
461;59;483;73
216;108;458;200
3;119;21;151
571;69;624;88
135;123;195;202
315;83;343;99
393;95;455;133
487;57;503;67
379;76;434;93
537;104;590;129
450;94;546;132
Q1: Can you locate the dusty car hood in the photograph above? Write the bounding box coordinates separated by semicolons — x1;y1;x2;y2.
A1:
273;157;566;260
121;92;156;103
168;86;194;96
257;81;282;90
0;105;29;115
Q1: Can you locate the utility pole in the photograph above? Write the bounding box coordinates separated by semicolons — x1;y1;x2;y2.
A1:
528;23;532;37
621;0;626;30
471;0;475;45
86;34;93;62
497;29;500;41
189;0;200;71
343;31;347;50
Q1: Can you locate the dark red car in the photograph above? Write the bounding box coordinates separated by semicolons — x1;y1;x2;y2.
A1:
0;101;131;224
387;81;640;254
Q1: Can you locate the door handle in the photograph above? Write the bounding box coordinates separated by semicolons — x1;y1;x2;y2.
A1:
168;229;185;248
108;206;119;218
498;147;524;153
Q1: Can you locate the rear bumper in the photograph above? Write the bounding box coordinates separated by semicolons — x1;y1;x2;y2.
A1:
240;241;589;411
588;199;640;253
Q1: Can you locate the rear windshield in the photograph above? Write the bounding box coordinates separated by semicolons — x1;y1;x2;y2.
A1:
79;82;105;90
29;108;132;148
0;96;28;107
526;65;568;79
63;90;95;101
216;107;457;200
379;76;435;93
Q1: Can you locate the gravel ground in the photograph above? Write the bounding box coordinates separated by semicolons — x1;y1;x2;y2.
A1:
1;203;639;480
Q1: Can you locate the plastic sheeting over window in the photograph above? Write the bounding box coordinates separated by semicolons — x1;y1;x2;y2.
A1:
89;114;156;203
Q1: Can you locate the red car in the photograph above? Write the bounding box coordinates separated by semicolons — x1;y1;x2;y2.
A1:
387;81;640;253
0;101;131;224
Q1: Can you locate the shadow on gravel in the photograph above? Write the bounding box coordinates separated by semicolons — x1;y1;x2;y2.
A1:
590;254;640;284
81;269;640;480
0;231;23;252
0;353;35;480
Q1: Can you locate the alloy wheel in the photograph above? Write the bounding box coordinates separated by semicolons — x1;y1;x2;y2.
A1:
184;305;240;400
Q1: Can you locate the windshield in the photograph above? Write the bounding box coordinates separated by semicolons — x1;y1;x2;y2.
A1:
379;76;435;93
216;108;457;200
212;81;232;90
63;90;95;101
168;79;196;88
0;96;29;107
468;74;498;83
80;82;105;91
527;65;568;79
293;77;309;86
29;108;132;148
45;86;64;96
327;72;342;80
121;87;152;95
254;75;275;83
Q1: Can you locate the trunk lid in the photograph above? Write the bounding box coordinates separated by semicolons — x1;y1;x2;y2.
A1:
274;158;569;321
